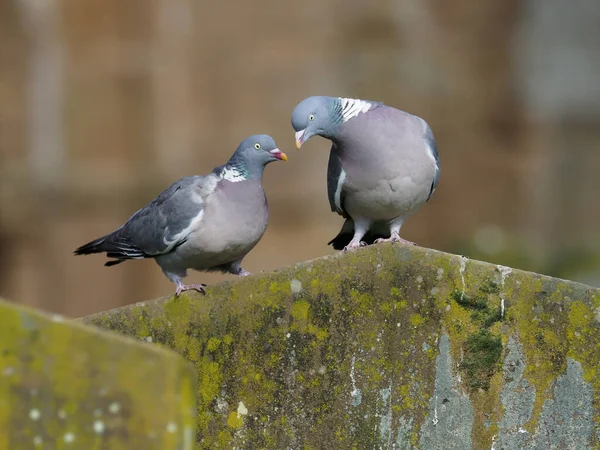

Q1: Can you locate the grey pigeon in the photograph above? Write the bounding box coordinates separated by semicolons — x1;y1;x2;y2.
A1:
291;96;439;251
74;135;287;296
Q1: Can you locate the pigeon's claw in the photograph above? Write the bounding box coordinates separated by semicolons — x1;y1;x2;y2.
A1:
343;240;367;252
175;282;207;297
374;232;416;246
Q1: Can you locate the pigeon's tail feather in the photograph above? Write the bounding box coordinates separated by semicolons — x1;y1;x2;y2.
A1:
73;235;111;256
327;220;389;250
104;258;126;267
327;219;354;250
327;230;388;250
328;230;352;250
74;232;146;265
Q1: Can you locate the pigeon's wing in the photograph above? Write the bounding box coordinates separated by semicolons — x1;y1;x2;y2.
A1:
326;145;349;218
118;175;218;256
75;175;218;265
424;124;440;202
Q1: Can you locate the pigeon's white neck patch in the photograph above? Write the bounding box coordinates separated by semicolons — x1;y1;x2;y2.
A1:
338;98;373;122
219;166;246;182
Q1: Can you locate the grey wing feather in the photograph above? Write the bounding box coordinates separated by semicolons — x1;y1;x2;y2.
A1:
105;175;215;260
74;175;217;265
122;175;215;255
425;125;440;202
326;146;348;217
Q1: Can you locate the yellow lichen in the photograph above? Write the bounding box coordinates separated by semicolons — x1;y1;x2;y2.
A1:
226;411;243;429
206;337;221;352
409;314;425;327
291;300;311;321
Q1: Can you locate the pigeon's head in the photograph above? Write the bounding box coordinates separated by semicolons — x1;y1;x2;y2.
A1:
233;134;287;169
291;96;338;149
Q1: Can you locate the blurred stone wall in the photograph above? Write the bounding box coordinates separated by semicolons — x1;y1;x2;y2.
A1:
0;0;599;316
0;298;195;449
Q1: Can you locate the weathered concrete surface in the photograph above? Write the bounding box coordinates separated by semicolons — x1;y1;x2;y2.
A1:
0;299;196;450
83;244;600;449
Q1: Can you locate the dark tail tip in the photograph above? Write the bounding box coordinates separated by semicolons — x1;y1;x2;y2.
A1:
74;236;107;256
104;259;125;267
328;233;352;250
74;234;130;267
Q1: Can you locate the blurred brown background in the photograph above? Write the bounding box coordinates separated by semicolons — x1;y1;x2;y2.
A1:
1;0;599;317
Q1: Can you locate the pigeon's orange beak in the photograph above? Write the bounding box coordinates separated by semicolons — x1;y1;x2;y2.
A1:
295;130;306;149
270;148;288;161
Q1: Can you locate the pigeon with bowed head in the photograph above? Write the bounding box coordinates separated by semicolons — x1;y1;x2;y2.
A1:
74;135;287;296
291;96;440;251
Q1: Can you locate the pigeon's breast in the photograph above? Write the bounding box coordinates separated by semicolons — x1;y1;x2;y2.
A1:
180;180;268;268
339;111;437;221
343;171;432;221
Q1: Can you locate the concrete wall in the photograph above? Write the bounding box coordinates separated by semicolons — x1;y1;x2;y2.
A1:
83;244;600;448
0;299;196;449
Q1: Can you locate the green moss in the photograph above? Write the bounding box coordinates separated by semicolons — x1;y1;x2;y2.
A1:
479;278;501;294
451;290;488;310
449;279;504;332
446;268;505;393
473;306;502;328
460;330;503;390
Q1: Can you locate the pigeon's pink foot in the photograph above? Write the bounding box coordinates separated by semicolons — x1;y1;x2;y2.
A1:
238;269;251;277
375;232;416;246
343;240;367;252
175;282;207;297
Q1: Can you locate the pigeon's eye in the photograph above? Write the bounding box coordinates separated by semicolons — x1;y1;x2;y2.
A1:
254;143;261;150
309;114;315;121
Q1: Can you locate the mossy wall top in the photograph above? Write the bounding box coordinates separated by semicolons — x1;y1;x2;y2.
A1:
84;244;600;449
0;299;196;450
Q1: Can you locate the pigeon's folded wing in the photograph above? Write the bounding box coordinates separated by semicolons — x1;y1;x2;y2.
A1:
424;124;440;202
326;146;348;218
75;175;218;263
